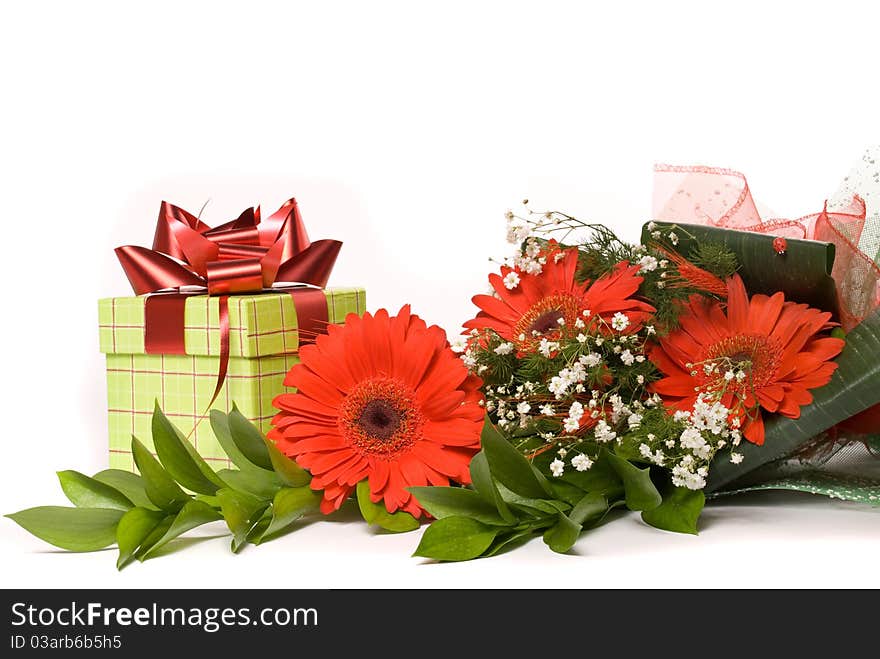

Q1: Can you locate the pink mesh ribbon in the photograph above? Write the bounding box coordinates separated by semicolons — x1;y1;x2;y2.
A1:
653;164;880;332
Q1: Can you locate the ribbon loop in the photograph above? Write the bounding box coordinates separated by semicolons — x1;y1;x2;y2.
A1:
115;198;343;410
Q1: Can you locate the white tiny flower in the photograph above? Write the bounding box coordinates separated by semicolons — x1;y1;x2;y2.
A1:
516;401;531;415
556;317;565;326
571;453;593;472
581;352;601;367
594;337;604;346
668;231;679;245
540;404;555;416
620;349;635;366
627;413;643;429
645;325;656;335
448;335;468;353
638;255;658;273
563;417;580;433
659;259;668;269
576;333;588;344
635;355;645;363
582;309;591;317
611;312;630;332
503;271;521;289
494;342;515;355
647;221;657;231
550;459;565;477
574;318;585;329
557;447;567;458
636;375;645;385
651;231;662;240
730;452;744;464
736;370;747;381
724;370;735;381
506;217;531;244
657;281;666;288
461;352;477;368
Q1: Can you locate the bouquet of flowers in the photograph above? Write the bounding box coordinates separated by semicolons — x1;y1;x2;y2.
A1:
8;161;880;565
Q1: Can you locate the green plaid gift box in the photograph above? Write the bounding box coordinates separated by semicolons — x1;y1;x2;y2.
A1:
98;288;366;469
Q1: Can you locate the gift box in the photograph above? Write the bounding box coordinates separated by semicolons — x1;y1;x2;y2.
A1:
99;288;365;469
102;196;356;470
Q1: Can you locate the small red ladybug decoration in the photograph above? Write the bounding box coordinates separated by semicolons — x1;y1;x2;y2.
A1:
773;236;787;255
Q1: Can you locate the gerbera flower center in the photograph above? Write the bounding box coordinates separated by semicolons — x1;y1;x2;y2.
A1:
702;333;783;389
339;377;424;458
514;293;581;344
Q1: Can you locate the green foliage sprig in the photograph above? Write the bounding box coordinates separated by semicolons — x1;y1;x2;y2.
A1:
6;403;418;568
409;420;704;561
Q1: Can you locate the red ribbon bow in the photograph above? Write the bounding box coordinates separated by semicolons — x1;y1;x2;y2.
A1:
115;198;341;407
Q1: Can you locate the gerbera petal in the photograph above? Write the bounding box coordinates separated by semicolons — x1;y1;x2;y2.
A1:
742;412;765;445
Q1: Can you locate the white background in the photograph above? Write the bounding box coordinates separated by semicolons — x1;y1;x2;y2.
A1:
1;1;878;588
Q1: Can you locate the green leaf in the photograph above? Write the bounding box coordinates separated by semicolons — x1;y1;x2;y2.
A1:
569;492;608;526
484;527;537;557
57;470;133;511
469;452;516;523
534;449;623;498
642;221;839;315
355;481;420;532
642;487;705;534
605;450;662;511
211;410;271;475
228;405;273;470
261;486;323;539
216;468;280;499
6;507;124;552
215;488;267;552
412;516;501;561
92;469;156;510
543;512;582;554
115;507;166;569
708;310;880;492
152;402;224;495
480;420;552;499
407;486;511;526
139;500;223;559
264;437;311;487
131;436;190;512
495;481;568;516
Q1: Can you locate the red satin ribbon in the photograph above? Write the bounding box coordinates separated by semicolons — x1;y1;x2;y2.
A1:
116;198;340;408
653;164;880;332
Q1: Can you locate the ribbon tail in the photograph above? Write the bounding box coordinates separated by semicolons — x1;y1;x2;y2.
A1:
205;294;231;411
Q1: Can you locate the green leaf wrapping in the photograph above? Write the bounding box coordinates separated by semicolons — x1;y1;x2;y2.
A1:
151;402;225;495
480;420;553;499
641;221;839;314
605;451;662;511
569;492;609;526
6;507;124;552
57;471;133;511
412;516;501;561
707;310;880;492
641;486;705;534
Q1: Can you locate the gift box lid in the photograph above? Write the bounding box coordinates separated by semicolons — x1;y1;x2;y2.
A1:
98;287;365;358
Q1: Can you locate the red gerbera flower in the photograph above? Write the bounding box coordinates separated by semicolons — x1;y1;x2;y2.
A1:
269;306;484;517
649;275;845;445
464;245;655;351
